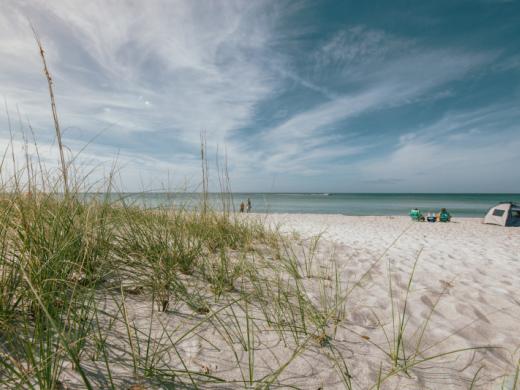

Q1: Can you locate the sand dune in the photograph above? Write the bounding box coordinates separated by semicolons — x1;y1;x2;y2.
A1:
58;215;519;389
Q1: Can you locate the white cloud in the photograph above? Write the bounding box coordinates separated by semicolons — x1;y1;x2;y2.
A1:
356;104;520;192
315;26;412;69
0;0;293;189
257;33;496;177
359;139;520;192
0;5;514;192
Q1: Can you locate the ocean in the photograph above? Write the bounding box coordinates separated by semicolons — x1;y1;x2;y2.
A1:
95;193;520;218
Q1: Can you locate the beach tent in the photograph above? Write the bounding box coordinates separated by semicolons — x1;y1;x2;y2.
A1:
483;202;520;226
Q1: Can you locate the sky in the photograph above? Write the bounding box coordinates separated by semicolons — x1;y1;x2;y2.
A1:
1;0;520;193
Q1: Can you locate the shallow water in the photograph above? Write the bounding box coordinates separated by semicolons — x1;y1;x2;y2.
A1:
86;193;520;217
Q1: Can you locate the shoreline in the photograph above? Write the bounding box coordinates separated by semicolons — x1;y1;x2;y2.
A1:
83;192;520;218
246;212;485;219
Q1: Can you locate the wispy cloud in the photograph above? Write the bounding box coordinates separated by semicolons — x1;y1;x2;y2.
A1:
315;26;412;71
1;1;296;189
1;2;518;192
355;104;520;192
256;28;497;176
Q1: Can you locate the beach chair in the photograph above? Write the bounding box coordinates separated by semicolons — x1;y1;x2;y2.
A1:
410;209;423;221
439;211;450;222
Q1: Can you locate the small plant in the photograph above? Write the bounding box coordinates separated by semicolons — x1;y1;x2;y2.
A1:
203;249;242;298
312;331;332;347
367;252;490;388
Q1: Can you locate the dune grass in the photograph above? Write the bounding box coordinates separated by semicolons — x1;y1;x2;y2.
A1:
0;36;511;389
0;145;505;389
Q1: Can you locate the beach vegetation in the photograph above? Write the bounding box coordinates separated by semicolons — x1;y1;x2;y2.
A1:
0;37;503;389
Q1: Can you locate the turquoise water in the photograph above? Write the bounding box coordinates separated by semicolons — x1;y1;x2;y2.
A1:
96;193;520;217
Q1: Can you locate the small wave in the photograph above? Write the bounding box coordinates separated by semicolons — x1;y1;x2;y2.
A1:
302;193;330;196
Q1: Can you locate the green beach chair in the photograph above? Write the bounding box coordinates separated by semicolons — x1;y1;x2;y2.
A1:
410;208;423;221
439;211;451;222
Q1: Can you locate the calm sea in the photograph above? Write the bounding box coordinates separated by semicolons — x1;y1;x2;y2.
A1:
94;193;520;218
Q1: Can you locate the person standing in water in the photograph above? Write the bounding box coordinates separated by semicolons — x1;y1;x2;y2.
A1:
240;201;245;213
247;198;252;213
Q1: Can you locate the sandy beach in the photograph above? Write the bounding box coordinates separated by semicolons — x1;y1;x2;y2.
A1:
259;214;520;388
56;214;520;389
4;2;520;388
264;215;520;387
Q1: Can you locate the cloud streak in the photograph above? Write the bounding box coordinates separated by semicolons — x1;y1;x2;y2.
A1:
1;1;518;192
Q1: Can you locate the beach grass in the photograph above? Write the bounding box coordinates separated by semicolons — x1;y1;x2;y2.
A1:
0;38;508;389
1;187;494;388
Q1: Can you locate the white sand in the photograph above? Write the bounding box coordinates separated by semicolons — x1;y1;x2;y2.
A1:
261;214;520;389
62;215;520;389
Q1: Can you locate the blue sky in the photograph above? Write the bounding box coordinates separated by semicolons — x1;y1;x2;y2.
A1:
1;0;520;192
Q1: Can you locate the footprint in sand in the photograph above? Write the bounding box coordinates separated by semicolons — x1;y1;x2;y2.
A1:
455;303;473;318
181;337;201;362
420;294;435;309
472;307;491;324
350;308;378;328
477;293;488;305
